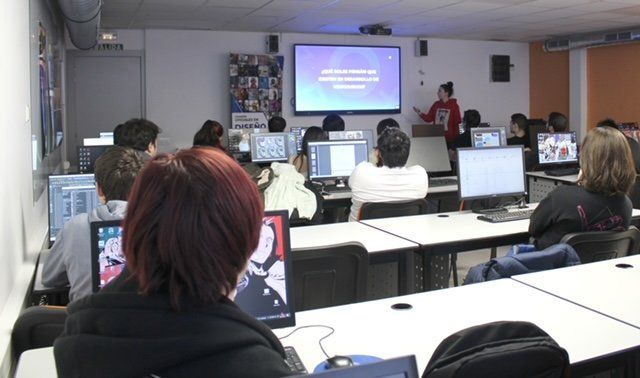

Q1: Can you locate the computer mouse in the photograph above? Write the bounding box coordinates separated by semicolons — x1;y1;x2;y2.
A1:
325;355;354;369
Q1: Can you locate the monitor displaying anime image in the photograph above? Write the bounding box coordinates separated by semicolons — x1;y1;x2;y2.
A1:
537;132;578;165
235;210;295;329
470;127;507;148
290;127;309;154
90;220;125;293
327;129;375;153
294;44;401;115
250;132;290;163
48;174;100;244
77;145;110;173
307;140;368;180
457;146;526;201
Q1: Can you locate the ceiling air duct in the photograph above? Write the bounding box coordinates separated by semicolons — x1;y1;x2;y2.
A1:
544;29;640;52
57;0;102;50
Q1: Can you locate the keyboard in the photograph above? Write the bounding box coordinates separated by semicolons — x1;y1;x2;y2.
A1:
429;178;458;187
323;185;351;193
477;209;535;223
544;167;579;176
284;346;307;374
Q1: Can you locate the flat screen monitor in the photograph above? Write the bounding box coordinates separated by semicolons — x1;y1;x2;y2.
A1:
470;127;508;148
536;132;578;165
294;44;401;115
457;146;526;201
77;145;110;173
307;140;369;180
48;173;100;244
290;127;309;154
327;130;374;153
293;355;419;378
250;132;290;163
235;210;295;329
406;137;451;173
228;128;266;162
90;220;124;292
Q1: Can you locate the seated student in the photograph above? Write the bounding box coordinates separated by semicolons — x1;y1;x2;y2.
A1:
547;112;568;132
42;147;145;301
450;109;481;151
597;118;640;173
372;118;401;165
507;113;530;149
116;118;161;158
322;113;345;132
529;126;635;251
54;148;292;377
348;128;429;222
289;126;325;178
268;116;286;132
193;119;225;150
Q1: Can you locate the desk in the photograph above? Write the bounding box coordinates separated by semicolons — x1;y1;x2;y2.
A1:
274;279;640;375
15;347;56;378
527;171;578;203
512;255;640;330
291;222;419;295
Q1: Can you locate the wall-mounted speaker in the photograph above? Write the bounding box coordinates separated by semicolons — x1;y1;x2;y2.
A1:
267;35;279;54
491;55;511;82
415;39;428;57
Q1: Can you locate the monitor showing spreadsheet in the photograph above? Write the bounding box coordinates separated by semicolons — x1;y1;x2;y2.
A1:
48;174;100;243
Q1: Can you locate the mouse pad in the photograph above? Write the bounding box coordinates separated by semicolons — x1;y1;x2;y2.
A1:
313;355;383;373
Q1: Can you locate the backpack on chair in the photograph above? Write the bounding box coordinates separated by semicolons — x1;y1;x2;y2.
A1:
423;321;570;378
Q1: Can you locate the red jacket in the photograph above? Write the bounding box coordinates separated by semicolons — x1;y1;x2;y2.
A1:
419;98;462;142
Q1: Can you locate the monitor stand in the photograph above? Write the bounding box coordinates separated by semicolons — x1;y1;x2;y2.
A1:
471;197;528;214
334;178;346;188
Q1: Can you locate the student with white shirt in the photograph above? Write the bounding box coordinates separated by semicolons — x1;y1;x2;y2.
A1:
348;128;429;221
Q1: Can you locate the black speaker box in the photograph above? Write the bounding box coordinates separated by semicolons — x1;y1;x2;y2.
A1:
491;55;510;82
267;35;279;54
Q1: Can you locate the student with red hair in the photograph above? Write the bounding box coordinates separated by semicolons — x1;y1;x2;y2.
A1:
54;148;292;377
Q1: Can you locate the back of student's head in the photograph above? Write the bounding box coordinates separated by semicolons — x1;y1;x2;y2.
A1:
597;118;618;129
117;118;161;153
193;120;223;148
378;128;410;168
322;113;345;132
268;116;286;132
94;146;146;202
510;113;527;131
123;148;263;310
376;118;400;136
548;112;568;132
580;126;635;195
463;109;481;129
113;124;123;145
301;126;325;156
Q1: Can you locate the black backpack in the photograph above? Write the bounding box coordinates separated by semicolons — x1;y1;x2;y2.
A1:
423;321;570;378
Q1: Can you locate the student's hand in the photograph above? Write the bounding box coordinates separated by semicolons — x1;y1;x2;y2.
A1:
413;106;421;114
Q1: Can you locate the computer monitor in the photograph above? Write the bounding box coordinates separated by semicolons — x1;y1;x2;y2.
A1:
470;127;508;148
77;145;110;173
457;146;526;201
536;132;578;166
228;128;266;162
250;132;290;163
290;127;309;154
235;210;295;329
90;220;124;292
48;173;100;244
293;355;419;377
307;140;369;181
405;137;451;173
327;130;374;153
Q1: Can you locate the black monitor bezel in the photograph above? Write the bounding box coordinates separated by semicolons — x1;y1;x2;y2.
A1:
250;132;290;163
290;355;419;378
90;219;124;293
47;173;97;244
535;131;579;166
77;145;111;174
470;126;508;148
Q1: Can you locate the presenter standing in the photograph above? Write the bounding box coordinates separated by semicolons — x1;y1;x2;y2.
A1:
413;81;461;146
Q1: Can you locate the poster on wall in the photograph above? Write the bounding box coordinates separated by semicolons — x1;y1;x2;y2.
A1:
229;53;283;161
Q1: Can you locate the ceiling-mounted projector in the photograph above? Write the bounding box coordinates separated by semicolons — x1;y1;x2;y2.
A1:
359;24;392;36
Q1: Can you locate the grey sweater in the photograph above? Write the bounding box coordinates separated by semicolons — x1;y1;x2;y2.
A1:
42;200;128;302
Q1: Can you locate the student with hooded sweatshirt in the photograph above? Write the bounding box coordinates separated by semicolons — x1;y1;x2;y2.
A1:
41;146;145;301
413;81;462;147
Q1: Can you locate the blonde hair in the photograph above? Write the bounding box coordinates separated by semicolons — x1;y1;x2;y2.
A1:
579;127;635;195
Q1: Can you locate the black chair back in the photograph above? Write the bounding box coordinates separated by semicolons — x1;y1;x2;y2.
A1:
359;198;428;220
292;242;368;311
12;305;66;358
559;226;640;263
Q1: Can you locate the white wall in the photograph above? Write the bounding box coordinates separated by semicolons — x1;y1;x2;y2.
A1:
134;30;530;149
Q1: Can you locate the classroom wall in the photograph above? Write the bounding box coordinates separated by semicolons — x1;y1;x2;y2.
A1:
87;30;529;149
587;42;640;130
529;41;570;122
0;0;56;373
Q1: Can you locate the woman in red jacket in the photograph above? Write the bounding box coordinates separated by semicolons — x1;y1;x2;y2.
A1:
413;81;462;146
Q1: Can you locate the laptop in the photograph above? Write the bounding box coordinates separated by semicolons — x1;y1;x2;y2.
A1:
412;124;445;138
90;220;125;293
292;355;419;377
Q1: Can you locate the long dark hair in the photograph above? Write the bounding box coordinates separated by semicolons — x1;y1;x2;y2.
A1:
193;120;224;149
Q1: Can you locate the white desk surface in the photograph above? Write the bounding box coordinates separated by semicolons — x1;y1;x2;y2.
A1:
526;171;579;183
290;221;418;253
15;347;56;378
322;176;458;200
513;254;640;328
274;278;640;373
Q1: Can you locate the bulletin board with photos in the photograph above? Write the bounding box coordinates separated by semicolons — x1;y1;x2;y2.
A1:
229;53;283;117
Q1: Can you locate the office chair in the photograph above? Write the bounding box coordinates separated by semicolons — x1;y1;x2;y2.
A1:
560;226;640;263
12;305;67;358
359;198;428;220
292;242;368;311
